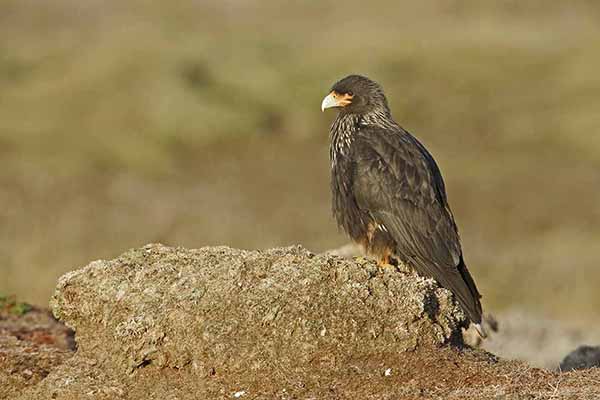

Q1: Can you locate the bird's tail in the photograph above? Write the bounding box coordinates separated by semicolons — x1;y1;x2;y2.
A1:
455;256;484;329
473;322;488;339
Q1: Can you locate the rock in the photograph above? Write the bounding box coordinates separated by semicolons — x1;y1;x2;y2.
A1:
19;244;466;399
18;244;600;399
560;345;600;371
52;244;465;370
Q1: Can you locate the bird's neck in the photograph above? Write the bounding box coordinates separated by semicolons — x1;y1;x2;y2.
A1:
330;108;397;146
330;113;361;164
329;109;398;167
331;113;361;139
359;108;398;130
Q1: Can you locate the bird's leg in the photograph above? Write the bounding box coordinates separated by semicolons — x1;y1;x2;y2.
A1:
377;249;396;273
377;254;390;267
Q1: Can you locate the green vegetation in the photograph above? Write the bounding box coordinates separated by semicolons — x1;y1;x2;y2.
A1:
1;1;600;325
0;295;33;316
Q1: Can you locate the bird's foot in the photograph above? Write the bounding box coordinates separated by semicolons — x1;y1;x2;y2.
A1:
377;257;397;274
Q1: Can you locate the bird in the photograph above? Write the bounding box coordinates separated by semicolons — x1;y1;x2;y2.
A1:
321;74;485;336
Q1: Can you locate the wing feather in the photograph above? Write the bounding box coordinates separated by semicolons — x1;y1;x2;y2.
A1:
352;125;482;323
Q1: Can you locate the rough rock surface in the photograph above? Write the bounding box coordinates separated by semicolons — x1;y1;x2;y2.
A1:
15;244;600;399
54;244;464;371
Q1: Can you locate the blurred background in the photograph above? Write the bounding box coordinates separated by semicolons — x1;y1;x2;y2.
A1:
1;0;600;355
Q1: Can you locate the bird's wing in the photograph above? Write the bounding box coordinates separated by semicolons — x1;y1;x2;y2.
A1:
352;126;481;321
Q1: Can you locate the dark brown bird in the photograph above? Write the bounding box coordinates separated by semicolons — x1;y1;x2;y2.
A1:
322;74;484;335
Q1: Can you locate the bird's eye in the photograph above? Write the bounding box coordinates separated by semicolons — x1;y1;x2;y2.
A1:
347;91;353;96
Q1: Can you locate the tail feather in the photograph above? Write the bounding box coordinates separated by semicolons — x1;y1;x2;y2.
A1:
455;256;483;325
473;323;488;339
407;254;483;326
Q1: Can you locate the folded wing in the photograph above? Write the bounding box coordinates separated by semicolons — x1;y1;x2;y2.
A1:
352;126;482;323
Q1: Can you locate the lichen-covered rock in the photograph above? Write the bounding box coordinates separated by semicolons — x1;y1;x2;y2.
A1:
50;244;465;376
16;244;600;399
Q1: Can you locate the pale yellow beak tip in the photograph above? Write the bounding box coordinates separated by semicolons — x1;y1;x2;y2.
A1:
321;93;337;112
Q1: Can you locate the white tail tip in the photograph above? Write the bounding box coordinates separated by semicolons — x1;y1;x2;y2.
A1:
473;323;488;339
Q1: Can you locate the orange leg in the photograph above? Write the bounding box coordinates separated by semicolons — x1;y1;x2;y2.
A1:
378;253;391;267
377;247;394;269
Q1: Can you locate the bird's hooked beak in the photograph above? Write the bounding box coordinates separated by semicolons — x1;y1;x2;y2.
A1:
321;91;353;112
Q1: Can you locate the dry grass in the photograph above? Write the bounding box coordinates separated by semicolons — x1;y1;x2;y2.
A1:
1;0;600;336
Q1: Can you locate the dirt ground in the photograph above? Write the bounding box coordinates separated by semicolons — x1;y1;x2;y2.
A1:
3;315;600;399
0;304;74;399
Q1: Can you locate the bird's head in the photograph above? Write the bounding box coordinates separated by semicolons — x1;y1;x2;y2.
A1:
321;75;389;115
